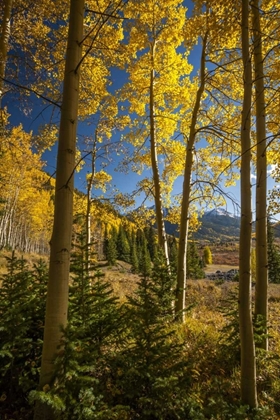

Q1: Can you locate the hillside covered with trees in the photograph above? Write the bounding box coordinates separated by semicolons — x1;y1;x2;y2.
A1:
1;0;280;418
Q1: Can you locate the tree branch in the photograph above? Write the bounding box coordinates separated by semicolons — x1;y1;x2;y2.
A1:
0;76;61;108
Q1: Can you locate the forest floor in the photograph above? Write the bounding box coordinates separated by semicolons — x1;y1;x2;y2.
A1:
0;249;49;275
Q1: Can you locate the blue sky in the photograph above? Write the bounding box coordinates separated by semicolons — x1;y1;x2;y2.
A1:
4;0;278;220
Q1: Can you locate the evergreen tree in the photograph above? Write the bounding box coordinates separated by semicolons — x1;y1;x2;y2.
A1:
31;236;125;418
0;253;47;416
186;241;204;280
267;218;280;283
103;224;110;258
130;231;139;273
145;225;158;262
125;225;133;249
168;235;178;271
117;225;131;263
104;226;118;266
136;228;146;251
115;255;187;419
138;238;152;277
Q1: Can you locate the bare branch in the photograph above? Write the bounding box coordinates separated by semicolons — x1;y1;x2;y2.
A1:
0;76;61;108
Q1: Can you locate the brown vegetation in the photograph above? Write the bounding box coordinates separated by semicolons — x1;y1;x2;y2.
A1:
210;243;239;266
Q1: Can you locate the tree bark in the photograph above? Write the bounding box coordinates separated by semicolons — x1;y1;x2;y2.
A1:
34;0;85;418
0;0;13;107
85;132;97;273
251;0;268;351
149;42;169;266
239;0;258;408
175;32;207;322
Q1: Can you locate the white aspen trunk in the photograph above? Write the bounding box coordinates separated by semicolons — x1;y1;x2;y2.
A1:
34;0;85;418
8;187;20;246
85;133;97;272
239;0;258;408
1;188;18;247
6;207;15;247
0;202;10;245
9;218;17;249
251;0;268;351
149;42;169;266
0;0;13;106
175;33;207;321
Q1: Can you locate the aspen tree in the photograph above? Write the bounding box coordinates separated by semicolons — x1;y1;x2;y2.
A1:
0;0;13;107
0;0;69;111
34;0;85;417
84;95;125;270
85;133;97;272
175;32;208;320
251;0;268;351
149;42;169;265
0;126;54;253
239;0;258;408
122;0;191;265
174;0;243;320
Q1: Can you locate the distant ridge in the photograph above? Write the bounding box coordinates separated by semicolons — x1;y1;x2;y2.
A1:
164;208;241;242
136;206;280;242
193;208;241;242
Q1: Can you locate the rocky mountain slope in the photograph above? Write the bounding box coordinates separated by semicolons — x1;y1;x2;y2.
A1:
193;208;241;243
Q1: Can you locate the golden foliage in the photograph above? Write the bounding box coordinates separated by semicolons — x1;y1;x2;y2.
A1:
0;124;54;251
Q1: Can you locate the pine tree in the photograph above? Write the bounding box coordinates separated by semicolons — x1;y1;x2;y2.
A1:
145;225;158;262
138;238;152;277
186;241;204;280
130;232;139;273
115;255;187;419
267;218;280;283
103;224;109;259
0;253;47;416
168;235;178;271
117;225;131;263
104;226;118;266
136;228;146;251
31;235;124;418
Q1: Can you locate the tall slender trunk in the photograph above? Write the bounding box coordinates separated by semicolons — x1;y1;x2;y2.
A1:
149;42;169;265
175;33;207;321
85;133;97;272
0;0;13;107
252;0;268;351
239;0;258;408
34;0;85;418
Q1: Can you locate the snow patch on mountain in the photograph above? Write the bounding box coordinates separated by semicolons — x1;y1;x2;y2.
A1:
204;208;238;219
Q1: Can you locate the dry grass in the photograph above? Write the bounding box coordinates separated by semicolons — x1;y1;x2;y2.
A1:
204;264;239;274
1;250;280;305
211;250;239;266
101;260;139;300
0;249;49;276
268;283;280;302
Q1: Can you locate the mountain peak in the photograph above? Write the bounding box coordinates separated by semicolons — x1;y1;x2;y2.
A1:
204;208;237;219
